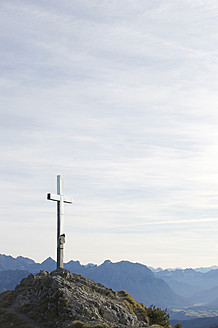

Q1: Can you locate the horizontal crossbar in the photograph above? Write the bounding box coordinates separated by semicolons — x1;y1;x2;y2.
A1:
47;193;72;203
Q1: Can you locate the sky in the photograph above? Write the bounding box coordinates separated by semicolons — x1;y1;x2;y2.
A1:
1;0;218;269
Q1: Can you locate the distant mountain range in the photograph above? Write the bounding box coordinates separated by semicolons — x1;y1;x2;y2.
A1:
0;254;185;308
0;253;218;325
156;268;218;304
149;265;218;273
0;269;29;293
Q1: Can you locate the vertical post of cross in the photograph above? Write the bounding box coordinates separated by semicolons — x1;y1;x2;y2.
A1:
57;175;63;268
47;175;72;269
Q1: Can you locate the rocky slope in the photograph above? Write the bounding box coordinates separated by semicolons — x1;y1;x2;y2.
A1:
0;268;165;328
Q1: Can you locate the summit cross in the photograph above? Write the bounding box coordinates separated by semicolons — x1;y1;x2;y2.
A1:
47;175;72;269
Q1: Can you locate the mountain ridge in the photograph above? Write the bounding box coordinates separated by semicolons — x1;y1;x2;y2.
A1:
1;254;218;309
1;254;218;327
0;254;186;308
1;254;217;274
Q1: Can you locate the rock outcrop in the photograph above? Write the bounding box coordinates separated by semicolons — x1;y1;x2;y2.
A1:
0;269;151;328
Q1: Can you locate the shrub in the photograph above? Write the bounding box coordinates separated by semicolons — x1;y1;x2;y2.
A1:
147;305;170;328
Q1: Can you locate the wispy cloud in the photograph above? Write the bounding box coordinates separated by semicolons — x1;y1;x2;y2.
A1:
1;0;218;267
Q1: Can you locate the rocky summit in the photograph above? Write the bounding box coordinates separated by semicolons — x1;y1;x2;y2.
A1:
0;269;158;328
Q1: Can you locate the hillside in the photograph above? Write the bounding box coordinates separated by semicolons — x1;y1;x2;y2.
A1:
1;254;218;311
0;255;186;308
156;268;218;306
0;269;173;328
156;268;218;293
0;270;30;293
1;255;218;327
73;260;187;308
189;286;218;305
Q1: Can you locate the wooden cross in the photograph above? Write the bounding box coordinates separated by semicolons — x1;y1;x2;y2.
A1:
47;175;72;269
